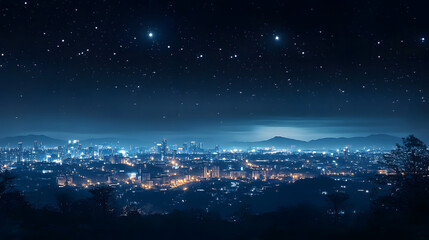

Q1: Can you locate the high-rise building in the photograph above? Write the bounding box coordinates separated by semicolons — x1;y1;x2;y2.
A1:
160;139;167;161
203;166;210;179
172;149;177;160
182;143;188;153
58;146;65;159
156;143;162;154
18;142;23;161
212;165;220;178
139;169;151;184
190;141;196;153
203;165;220;179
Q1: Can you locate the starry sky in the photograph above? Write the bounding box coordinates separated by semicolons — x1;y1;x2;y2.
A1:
0;0;428;144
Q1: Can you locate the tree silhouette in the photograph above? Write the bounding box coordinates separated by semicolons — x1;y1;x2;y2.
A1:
56;189;74;214
0;170;29;216
378;135;429;222
326;192;349;223
0;170;15;196
89;185;115;215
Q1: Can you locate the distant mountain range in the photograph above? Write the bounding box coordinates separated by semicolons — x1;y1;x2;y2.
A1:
0;134;402;150
232;134;402;150
0;135;66;147
0;135;140;148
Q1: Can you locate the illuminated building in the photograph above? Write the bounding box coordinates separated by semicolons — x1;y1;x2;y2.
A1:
160;138;167;161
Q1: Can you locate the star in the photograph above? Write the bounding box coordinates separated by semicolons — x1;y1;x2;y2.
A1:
148;32;153;38
275;36;280;41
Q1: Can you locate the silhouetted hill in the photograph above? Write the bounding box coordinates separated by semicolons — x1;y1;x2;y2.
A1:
233;134;401;150
233;136;306;149
0;135;66;147
307;134;401;150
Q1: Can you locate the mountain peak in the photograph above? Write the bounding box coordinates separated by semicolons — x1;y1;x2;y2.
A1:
271;136;286;139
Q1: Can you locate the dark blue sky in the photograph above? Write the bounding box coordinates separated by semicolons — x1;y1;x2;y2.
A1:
0;0;428;143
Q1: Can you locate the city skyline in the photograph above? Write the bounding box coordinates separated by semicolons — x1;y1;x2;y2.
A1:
0;132;404;150
0;117;424;143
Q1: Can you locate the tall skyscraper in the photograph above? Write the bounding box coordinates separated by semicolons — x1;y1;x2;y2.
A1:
160;138;167;161
18;142;23;161
34;140;38;151
190;141;196;153
182;143;188;154
212;165;220;178
203;166;210;179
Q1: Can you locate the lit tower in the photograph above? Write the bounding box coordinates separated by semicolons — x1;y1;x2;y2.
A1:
18;142;23;161
161;138;167;161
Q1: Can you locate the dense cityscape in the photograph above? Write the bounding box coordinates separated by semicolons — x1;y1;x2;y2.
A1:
1;137;387;214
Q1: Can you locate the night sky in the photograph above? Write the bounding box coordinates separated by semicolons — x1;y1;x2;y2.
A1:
0;0;428;144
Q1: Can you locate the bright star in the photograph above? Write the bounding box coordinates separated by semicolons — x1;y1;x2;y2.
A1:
421;37;425;42
275;36;280;40
148;32;153;38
